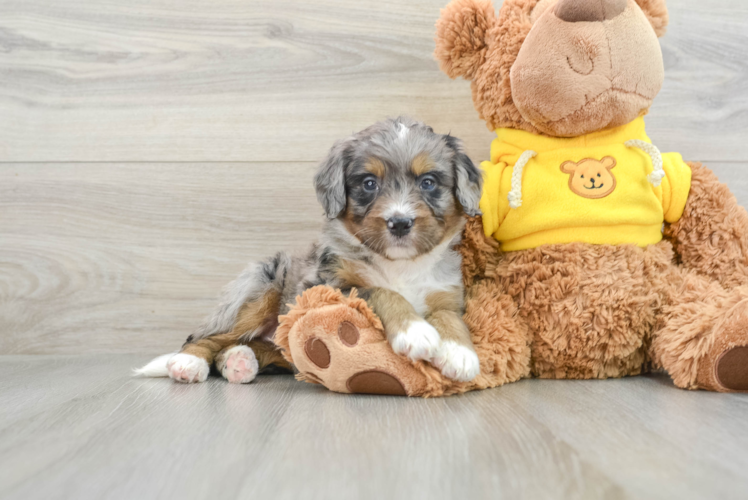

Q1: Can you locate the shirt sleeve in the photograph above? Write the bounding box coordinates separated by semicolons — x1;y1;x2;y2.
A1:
479;160;507;238
660;153;692;224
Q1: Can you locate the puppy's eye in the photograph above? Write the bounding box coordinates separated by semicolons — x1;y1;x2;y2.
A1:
597;173;601;178
420;176;437;191
581;175;585;179
362;177;379;192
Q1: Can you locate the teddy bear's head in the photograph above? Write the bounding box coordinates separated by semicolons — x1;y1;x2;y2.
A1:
435;0;669;137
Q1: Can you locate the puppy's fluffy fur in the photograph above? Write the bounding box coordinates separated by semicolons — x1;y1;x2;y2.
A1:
136;117;483;384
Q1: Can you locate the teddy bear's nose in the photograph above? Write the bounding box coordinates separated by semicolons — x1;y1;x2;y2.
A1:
554;0;627;22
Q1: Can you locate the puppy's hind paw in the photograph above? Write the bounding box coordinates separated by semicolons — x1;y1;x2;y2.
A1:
433;341;480;382
390;320;440;362
167;353;210;383
217;345;259;384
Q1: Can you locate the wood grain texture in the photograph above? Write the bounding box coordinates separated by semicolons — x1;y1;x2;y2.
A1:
0;162;322;353
0;0;746;163
0;355;747;500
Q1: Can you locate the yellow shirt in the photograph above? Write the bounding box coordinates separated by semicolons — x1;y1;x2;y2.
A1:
479;117;692;252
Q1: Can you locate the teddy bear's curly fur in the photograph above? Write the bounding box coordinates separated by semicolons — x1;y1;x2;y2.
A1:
276;0;748;396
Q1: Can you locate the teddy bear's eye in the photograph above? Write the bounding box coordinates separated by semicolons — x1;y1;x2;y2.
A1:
597;173;601;178
581;175;584;179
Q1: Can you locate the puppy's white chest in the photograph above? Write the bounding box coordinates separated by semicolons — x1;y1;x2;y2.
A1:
365;251;461;316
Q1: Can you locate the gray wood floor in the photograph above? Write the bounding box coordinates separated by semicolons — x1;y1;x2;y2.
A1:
2;1;748;499
1;355;747;500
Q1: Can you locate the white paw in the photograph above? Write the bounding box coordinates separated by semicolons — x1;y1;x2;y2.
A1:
433;340;481;382
219;345;259;384
167;353;210;383
390;320;440;361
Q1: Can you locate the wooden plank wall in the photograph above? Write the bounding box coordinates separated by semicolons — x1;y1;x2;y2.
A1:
2;0;747;353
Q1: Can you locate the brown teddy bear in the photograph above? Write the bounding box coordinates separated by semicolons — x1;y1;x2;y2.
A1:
275;0;748;396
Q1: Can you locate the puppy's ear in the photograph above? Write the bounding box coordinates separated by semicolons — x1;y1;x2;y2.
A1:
435;0;496;80
314;140;350;219
445;135;483;217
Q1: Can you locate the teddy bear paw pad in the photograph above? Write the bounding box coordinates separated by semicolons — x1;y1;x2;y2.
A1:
346;370;407;396
338;321;360;346
716;346;748;392
288;305;429;396
304;337;331;369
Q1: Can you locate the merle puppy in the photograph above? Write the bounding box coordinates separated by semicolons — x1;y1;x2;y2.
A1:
137;117;483;384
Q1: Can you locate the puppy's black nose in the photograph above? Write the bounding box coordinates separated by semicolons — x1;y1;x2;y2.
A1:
387;218;414;237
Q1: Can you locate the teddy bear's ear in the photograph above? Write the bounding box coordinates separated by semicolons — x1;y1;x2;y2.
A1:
435;0;497;80
635;0;669;37
602;156;617;170
560;161;577;174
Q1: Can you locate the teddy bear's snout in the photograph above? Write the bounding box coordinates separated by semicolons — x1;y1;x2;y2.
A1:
555;0;627;23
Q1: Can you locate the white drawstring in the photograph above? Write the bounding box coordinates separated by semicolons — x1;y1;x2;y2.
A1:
508;150;537;209
626;140;665;187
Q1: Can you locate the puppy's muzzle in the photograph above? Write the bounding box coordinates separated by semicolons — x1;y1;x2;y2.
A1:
387;217;414;238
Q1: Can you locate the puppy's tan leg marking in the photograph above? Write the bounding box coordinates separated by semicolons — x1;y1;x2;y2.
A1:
365;288;440;361
425;289;464;315
172;290;282;383
334;259;371;290
247;340;293;371
234;290;282;343
426;289;480;382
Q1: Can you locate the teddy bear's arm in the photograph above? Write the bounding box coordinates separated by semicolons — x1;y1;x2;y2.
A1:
459;216;502;287
663;162;748;290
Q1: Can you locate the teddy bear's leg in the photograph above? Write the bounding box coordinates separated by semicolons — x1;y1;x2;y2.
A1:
664;163;748;290
652;269;748;392
457;218;532;388
461;279;532;389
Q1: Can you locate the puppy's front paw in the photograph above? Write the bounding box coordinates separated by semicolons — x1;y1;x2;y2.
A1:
390;320;440;361
167;353;210;383
218;345;259;384
433;341;480;382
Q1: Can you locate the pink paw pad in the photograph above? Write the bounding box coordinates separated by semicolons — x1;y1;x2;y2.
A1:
220;346;259;384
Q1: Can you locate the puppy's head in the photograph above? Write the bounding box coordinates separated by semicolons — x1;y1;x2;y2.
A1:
315;117;482;260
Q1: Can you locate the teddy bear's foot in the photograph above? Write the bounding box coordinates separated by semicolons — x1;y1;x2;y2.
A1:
697;299;748;392
275;287;440;396
292;309;430;396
